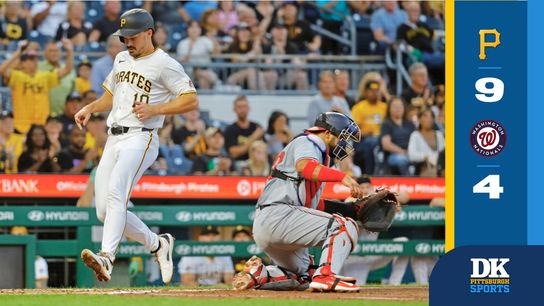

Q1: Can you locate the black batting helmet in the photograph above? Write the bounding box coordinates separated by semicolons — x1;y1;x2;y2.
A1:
113;9;155;40
307;112;361;160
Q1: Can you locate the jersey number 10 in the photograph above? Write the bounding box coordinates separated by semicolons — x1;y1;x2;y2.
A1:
133;93;150;104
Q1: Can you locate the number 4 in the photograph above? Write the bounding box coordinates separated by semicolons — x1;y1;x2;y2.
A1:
473;175;504;199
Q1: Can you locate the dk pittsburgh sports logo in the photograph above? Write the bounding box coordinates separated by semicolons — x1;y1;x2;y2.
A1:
469;258;510;294
470;120;507;156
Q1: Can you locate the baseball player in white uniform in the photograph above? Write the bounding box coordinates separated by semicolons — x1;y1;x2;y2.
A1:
75;8;198;284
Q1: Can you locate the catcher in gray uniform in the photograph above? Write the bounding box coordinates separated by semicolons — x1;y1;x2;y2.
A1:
232;112;361;292
232;112;399;292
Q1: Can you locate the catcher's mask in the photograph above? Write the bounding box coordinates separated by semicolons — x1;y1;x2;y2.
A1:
307;112;361;161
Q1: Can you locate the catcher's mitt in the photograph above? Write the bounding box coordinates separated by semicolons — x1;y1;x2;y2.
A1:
355;189;399;232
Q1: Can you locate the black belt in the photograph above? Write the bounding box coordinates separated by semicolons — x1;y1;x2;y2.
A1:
109;126;154;135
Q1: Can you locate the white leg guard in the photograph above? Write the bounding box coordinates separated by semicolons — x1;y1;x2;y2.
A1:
315;215;359;277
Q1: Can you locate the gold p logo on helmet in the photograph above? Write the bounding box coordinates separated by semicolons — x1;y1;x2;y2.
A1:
120;18;126;28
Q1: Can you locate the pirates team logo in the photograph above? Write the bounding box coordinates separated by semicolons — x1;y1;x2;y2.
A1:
470;120;506;157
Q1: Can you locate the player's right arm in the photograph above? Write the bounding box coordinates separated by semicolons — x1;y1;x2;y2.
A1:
74;92;113;129
295;158;364;199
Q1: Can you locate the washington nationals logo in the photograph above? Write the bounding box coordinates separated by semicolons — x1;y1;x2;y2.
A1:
470;120;506;157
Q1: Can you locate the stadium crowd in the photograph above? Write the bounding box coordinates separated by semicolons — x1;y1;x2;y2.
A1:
0;0;445;178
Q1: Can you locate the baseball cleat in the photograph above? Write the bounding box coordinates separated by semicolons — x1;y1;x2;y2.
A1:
232;256;265;290
232;271;255;290
309;275;360;292
152;233;174;284
244;255;264;273
81;249;113;282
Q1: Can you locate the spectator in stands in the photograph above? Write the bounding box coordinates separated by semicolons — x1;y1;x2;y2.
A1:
192;127;238;176
241;140;270;176
0;1;30;43
84;113;107;158
236;4;264;41
178;225;235;286
171;109;207;160
277;1;321;54
421;1;444;31
224;96;264;162
261;22;309;90
402;63;434;109
201;8;230;50
315;0;352;54
397;2;444;72
18;124;61;173
75;61;92;95
10;226;50;288
153;23;173;52
0;40;73;134
380;97;415;176
177;20;219;89
217;1;239;33
352;80;387;175
184;1;218;22
408;108;444;177
56;92;83;143
54;1;92;47
30;0;68;39
307;70;352;125
255;1;277;38
335;70;355;108
225;23;263;90
232;225;253;273
370;1;408;53
82;90;98;106
156;116;193;175
143;1;190;26
57;126;97;174
265;111;292;159
340;178;409;285
45;116;63;156
0;111;24;173
357;71;392;103
39;41;76;116
91;34;124;96
89;0;121;43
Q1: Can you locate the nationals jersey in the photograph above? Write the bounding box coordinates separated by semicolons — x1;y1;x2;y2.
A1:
256;133;330;209
102;48;196;129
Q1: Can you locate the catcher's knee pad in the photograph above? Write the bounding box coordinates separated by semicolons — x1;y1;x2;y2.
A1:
329;214;358;252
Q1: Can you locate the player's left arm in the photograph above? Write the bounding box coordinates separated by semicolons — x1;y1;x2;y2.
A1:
57;38;74;79
133;59;199;120
133;92;198;120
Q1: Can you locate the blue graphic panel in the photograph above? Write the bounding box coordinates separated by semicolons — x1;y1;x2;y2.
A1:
527;0;544;244
430;246;542;306
455;1;527;245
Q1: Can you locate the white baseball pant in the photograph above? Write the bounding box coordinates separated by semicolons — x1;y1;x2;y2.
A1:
94;129;160;260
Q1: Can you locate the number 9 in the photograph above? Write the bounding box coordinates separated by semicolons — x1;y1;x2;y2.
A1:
475;77;504;103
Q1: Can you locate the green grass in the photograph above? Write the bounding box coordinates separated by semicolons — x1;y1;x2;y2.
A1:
0;295;428;306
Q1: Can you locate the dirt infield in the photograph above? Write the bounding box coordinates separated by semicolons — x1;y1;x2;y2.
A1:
0;287;428;301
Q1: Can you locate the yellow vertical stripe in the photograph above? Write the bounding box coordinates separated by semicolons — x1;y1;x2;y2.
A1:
445;0;455;252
